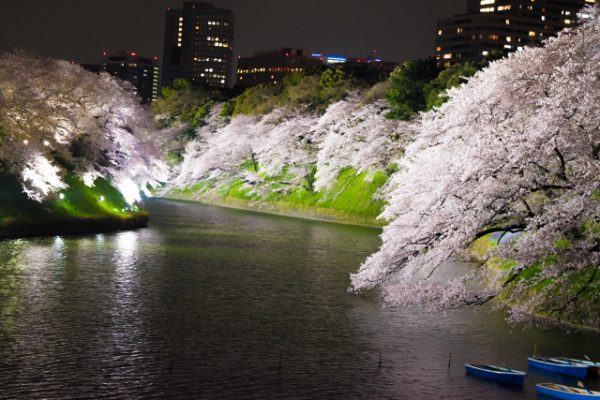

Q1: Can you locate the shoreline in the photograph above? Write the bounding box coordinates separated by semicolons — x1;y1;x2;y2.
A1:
0;212;149;240
160;193;385;230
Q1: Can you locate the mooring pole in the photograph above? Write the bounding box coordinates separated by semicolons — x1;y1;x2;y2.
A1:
448;352;452;369
378;352;382;371
278;349;282;375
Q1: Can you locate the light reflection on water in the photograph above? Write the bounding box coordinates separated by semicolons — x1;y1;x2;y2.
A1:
0;199;598;399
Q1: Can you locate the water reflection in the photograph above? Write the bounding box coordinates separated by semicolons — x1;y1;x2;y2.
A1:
0;200;598;399
114;231;139;268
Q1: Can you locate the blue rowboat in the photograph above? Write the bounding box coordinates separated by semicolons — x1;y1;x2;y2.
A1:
552;358;600;376
464;364;526;385
536;383;600;399
528;357;589;379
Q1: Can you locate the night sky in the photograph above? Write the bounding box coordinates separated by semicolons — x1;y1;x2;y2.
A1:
0;0;465;64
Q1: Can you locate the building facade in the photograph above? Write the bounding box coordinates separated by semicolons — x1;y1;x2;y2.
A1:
99;51;160;104
237;49;397;88
435;0;596;67
236;48;322;87
162;2;234;89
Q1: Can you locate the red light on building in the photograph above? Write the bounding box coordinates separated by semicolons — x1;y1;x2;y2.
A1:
131;52;137;57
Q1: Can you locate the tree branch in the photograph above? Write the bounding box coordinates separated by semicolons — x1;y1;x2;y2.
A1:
473;225;525;241
554;146;568;181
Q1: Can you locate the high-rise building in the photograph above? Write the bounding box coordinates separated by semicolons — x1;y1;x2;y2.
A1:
435;0;596;67
99;51;160;104
162;2;234;89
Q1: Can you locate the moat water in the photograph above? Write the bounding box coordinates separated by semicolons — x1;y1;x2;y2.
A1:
0;199;598;399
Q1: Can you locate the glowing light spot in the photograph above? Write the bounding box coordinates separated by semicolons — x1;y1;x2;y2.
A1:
23;139;29;145
99;195;105;202
59;193;65;200
116;178;141;205
43;140;50;147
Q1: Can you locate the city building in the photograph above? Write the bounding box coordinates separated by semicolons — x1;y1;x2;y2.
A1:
99;51;160;104
162;2;234;89
315;53;397;73
435;0;596;67
236;48;398;88
236;48;322;87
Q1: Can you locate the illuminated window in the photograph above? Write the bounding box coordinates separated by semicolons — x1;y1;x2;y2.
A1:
437;29;443;35
480;6;494;12
529;31;536;37
443;53;453;59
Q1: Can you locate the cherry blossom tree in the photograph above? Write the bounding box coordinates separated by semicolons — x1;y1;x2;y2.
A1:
351;8;600;326
167;94;406;197
0;51;168;203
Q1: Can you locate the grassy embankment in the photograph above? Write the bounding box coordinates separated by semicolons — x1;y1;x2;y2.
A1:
0;174;148;239
165;167;388;228
470;233;600;330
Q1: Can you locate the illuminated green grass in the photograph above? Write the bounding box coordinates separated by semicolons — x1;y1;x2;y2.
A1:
169;167;388;226
0;174;147;238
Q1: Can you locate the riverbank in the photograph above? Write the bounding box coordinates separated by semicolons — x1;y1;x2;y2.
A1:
469;234;600;332
0;174;149;240
0;213;149;240
162;194;383;229
163;168;388;228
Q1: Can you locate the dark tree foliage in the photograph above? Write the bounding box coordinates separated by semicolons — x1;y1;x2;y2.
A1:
424;62;479;110
384;56;500;120
152;78;212;128
385;58;440;120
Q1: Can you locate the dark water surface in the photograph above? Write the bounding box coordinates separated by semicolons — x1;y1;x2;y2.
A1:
0;199;599;399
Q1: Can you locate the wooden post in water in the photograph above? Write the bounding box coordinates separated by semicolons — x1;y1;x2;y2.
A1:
533;344;537;357
278;349;282;375
378;352;382;371
448;352;452;369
